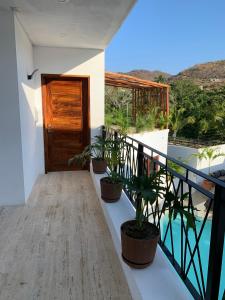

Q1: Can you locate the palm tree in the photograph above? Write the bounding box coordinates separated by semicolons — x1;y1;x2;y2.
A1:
193;147;225;175
169;107;195;139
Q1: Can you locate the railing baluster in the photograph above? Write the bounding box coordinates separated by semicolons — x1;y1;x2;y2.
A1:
104;127;225;300
206;184;225;300
102;125;106;159
137;143;144;177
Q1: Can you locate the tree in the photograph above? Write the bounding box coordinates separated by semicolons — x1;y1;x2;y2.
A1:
169;80;225;139
154;75;167;84
169;107;195;138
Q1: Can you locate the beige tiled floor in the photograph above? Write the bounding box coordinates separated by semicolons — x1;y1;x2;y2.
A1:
0;171;131;300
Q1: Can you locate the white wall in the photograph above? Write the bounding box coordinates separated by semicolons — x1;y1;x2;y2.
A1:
0;10;25;205
34;46;105;134
168;143;225;175
168;143;225;185
12;26;105;203
168;144;198;169
196;144;225;175
14;16;43;201
168;144;198;191
130;129;169;163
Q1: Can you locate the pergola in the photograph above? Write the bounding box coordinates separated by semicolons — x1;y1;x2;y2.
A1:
105;72;170;124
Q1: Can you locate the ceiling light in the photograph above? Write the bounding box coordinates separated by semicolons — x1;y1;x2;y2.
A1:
57;0;70;3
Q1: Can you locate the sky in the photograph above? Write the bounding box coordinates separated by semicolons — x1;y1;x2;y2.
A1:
106;0;225;75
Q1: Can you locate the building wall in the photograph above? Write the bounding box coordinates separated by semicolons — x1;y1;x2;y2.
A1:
33;46;105;174
0;9;120;205
34;46;105;136
0;10;25;205
168;143;225;184
12;22;105;203
14;16;43;201
168;144;198;169
130;129;169;160
196;144;225;175
167;144;198;191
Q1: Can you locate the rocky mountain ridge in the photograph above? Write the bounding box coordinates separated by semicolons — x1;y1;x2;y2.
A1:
124;60;225;89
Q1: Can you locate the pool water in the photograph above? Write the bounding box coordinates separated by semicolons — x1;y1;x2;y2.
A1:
161;216;225;299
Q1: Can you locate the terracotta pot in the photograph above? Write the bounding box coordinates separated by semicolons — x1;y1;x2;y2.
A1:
201;179;214;191
121;220;159;269
92;158;107;174
100;177;122;202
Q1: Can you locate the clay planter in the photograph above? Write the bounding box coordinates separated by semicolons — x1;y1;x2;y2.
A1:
121;220;159;269
201;179;214;191
100;177;122;203
92;158;107;174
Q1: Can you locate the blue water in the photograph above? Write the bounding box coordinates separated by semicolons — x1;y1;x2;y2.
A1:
161;216;225;299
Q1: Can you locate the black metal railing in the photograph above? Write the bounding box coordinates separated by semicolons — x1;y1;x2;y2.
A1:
168;135;225;148
103;126;225;300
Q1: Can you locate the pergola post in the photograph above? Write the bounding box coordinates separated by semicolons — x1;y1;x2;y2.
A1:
105;72;170;127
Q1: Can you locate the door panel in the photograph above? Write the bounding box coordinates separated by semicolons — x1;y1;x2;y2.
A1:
42;76;89;172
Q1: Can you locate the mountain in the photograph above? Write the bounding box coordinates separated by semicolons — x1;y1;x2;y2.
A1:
124;69;171;81
171;60;225;88
124;60;225;89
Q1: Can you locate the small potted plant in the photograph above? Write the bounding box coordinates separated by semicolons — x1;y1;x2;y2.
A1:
121;169;195;268
193;147;225;190
69;135;108;174
100;136;124;202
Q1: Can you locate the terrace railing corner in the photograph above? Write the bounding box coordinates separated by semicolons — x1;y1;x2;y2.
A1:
102;125;225;300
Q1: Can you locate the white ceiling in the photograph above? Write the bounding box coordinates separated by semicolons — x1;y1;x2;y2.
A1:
1;0;136;49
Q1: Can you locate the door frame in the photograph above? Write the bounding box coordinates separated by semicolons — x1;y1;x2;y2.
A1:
41;74;90;173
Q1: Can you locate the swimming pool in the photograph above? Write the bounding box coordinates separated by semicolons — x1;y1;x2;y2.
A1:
161;216;225;299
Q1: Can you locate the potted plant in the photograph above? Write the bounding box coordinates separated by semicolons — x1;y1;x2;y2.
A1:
193;147;225;190
68;135;108;174
100;136;124;202
121;169;195;268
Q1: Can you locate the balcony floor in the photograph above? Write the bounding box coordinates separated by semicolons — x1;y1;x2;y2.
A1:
0;171;131;300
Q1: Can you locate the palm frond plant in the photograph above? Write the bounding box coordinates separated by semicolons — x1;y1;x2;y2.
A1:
100;136;125;202
135;107;158;133
68;135;108;174
193;147;225;175
105;109;130;135
193;147;225;190
169;107;195;139
121;168;195;268
157;111;168;130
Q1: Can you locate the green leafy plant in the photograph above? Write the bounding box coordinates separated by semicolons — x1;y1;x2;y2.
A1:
125;169;195;237
167;156;190;176
105;136;125;183
135;107;159;133
105;109;130;135
169;107;195;139
157;111;168;130
68;135;108;167
193;147;225;175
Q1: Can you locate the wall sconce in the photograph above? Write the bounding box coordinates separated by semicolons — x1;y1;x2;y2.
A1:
27;69;39;80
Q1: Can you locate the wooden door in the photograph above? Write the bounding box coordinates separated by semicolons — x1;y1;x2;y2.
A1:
42;75;90;172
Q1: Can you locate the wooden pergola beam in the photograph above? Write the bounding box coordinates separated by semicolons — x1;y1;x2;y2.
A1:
105;71;170;89
105;72;170;124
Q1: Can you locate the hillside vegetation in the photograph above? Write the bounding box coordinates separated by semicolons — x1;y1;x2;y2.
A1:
124;69;171;81
126;60;225;89
171;60;225;89
106;60;225;141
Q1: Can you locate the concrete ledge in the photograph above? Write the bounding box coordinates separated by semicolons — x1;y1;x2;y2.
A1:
91;166;193;300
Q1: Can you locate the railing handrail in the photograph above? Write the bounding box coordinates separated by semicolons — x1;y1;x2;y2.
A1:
104;126;225;300
109;128;225;189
